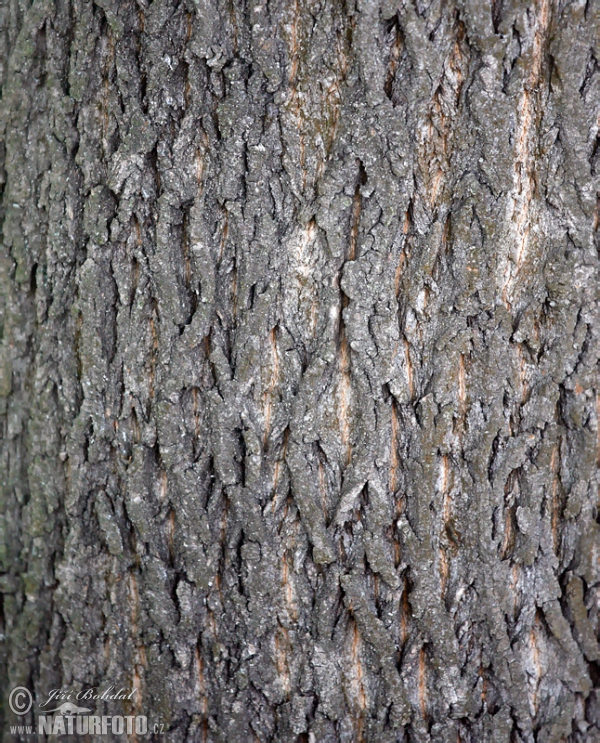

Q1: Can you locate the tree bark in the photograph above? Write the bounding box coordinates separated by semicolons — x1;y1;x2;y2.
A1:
0;0;598;740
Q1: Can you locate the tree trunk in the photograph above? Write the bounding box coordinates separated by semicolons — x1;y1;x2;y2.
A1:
0;0;598;740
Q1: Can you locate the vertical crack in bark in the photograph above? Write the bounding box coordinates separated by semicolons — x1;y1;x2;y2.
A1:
384;14;402;101
417;15;468;216
390;398;400;495
350;615;367;742
439;454;451;599
318;451;329;522
403;338;415;401
338;168;363;469
286;0;307;192
288;0;300;86
218;207;228;264
263;325;279;448
500;470;519;561
148;299;159;413
275;621;292;699
128;572;145;717
550;441;561;555
400;575;412;649
502;0;550;308
271;427;289;513
281;552;298;623
529;610;543;722
100;23;115;160
418;645;428;722
338;329;352;468
194;645;209;740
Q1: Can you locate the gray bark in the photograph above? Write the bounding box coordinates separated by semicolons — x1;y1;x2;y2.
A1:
0;0;598;740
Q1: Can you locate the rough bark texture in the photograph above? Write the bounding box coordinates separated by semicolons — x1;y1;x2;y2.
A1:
0;0;598;740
